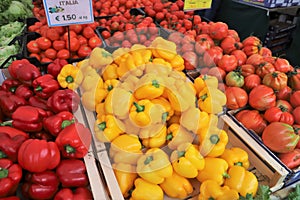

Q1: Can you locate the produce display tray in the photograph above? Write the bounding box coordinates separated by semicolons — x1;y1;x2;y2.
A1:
226;109;300;187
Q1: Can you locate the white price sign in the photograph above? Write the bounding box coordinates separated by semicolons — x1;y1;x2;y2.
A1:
43;0;94;27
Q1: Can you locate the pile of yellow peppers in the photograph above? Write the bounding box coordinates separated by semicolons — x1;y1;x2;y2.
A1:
60;36;260;200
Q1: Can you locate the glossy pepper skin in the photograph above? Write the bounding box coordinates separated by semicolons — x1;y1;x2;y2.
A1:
43;111;75;137
224;165;258;197
199;126;229;157
57;64;83;90
12;105;48;133
140;124;167;148
171;143;205;178
56;159;88;187
55;123;91;159
113;163;137;198
0;78;21;93
136;148;173;184
130;178;164;200
28;95;50;111
47;89;80;113
220;147;250;169
47;58;68;79
54;187;93;200
94;114;124;143
32;74;60;99
15;62;41;86
8;59;31;79
0;132;28;162
0;159;22;197
180;107;209;134
15;85;34;100
197;157;229;185
160;171;193;199
18;139;61;173
22;170;60;200
166;123;194;150
0;90;27;118
0;126;28;138
198;180;239;200
0;196;20;200
151;97;174;122
151;37;177;61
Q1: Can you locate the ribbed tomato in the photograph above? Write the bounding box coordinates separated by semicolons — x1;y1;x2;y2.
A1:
249;85;276;111
225;87;248;110
262;71;288;91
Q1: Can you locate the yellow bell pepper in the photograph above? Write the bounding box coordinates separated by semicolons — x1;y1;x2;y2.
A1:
122;117;141;136
196;157;229;185
166;123;194;150
198;86;227;114
151;97;174;122
224;165;258;197
96;102;105;118
103;79;119;92
119;74;139;93
144;58;172;76
76;59;90;74
165;87;190;112
57;64;83;90
110;134;143;165
134;73;165;100
180;107;210;134
117;51;145;78
81;67;102;92
167;114;181;126
160;171;193;199
130;178;164;200
170;142;205;178
94;114;125;142
220;147;250;169
170;54;185;71
113;162;137;198
199;126;229;157
129;99;164;127
198;180;239;200
89;47;113;69
112;47;130;65
136;148;173;184
101;63;118;81
151;37;177;61
140;124;167;148
194;74;219;95
105;87;134;119
81;79;106;111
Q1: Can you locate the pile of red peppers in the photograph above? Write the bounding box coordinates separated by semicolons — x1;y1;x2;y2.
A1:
0;58;93;199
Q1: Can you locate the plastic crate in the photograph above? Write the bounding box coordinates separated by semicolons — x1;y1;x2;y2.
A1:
237;0;286;8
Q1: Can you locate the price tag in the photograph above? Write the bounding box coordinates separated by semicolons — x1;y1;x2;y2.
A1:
43;0;94;27
184;0;213;11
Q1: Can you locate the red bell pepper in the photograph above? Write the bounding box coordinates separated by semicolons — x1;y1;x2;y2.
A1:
279;148;300;169
0;90;27;118
8;59;31;79
22;170;60;200
0;196;20;200
0;126;28;138
18;139;61;173
12;105;48;132
43;111;75;137
15;62;41;86
15;85;34;100
54;187;93;200
0;79;21;93
56;159;89;187
47;89;80;113
28;95;51;111
0;159;22;197
55;123;91;158
47;58;68;79
0;132;28;162
32;74;60;99
30;130;55;141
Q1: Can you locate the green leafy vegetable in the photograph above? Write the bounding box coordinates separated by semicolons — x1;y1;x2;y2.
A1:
239;185;271;200
0;1;32;25
287;184;300;200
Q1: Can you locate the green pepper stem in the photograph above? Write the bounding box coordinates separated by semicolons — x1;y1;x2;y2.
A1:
152;80;160;88
0;121;12;127
234;162;243;166
223;172;230;179
66;75;74;83
144;155;154;165
0;151;7;159
166;133;173;141
0;168;9;179
133;102;145;113
177;151;185;158
200;93;208;101
98;122;106;131
65;145;75;154
61;119;75;129
162;112;168;123
210;134;220;144
208;197;215;200
35;85;43;92
107;85;113;91
10;86;17;93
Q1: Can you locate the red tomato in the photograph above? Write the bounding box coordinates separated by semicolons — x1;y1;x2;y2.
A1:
240;64;255;77
202;46;223;67
183;51;198;70
235;109;267;135
82;26;95;39
56;49;70;59
53;26;65;35
77;45;92;58
217;54;238;72
195;34;214;55
36;37;52;50
274;58;291;73
246;53;264;67
249;84;276;111
88;36;102;49
29;53;41;61
262;122;299;153
62;30;77;41
46;28;60;41
259;47;272;57
262;71;288;91
69;24;83;34
293;107;300;124
256;61;276;79
207;67;226;82
264;106;294;125
101;30;111;39
279;148;300;169
77;35;88;45
275;86;292;101
27;40;40;53
288;67;300;91
290;91;300;108
231;49;247;66
220;36;240;54
243;74;261;92
44;48;57;60
53;40;66;51
276;100;293;113
41;57;53;63
225;87;248;110
209;21;228;41
66;37;80;52
242;36;262;56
